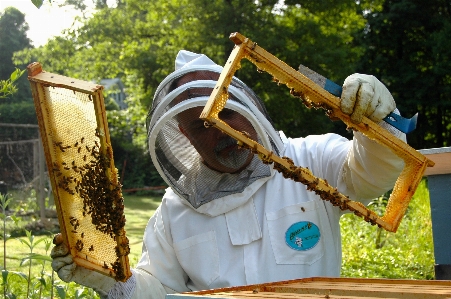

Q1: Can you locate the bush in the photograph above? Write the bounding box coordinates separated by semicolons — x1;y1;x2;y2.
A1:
340;179;434;279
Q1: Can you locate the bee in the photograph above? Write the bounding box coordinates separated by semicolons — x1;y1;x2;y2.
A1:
81;137;85;143
89;245;94;251
75;240;84;251
241;131;251;138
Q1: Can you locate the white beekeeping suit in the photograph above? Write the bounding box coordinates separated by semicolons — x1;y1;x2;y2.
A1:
50;50;405;299
125;50;405;298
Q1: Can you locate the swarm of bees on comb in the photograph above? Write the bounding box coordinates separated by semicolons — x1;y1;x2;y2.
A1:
28;62;131;281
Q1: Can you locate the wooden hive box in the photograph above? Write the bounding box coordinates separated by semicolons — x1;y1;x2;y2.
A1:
167;277;451;299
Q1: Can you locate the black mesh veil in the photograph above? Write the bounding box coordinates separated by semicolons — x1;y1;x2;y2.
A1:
147;51;284;209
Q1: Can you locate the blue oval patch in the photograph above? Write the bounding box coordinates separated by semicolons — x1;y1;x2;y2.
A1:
285;221;320;251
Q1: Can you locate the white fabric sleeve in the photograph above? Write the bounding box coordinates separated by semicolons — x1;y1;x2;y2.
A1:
129;268;175;299
134;202;190;295
338;117;406;205
107;199;187;299
107;268;175;299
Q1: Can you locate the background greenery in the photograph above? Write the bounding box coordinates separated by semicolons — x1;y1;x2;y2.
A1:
1;179;434;298
341;179;434;279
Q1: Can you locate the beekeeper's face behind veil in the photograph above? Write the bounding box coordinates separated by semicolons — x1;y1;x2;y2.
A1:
178;106;258;173
147;50;284;212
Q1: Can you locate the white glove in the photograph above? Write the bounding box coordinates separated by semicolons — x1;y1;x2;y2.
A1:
341;73;396;124
51;234;116;299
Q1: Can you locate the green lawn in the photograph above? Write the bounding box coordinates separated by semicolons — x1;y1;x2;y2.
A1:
1;192;162;298
2;193;161;268
122;193;162;266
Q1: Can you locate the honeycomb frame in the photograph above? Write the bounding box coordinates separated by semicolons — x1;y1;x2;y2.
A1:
27;62;131;281
200;32;435;232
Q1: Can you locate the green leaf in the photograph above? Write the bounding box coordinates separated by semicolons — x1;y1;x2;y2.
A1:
56;285;67;299
10;215;21;225
19;238;32;249
39;276;47;287
21;253;53;263
31;0;44;9
9;68;25;83
33;236;48;247
2;269;8;282
5;270;28;281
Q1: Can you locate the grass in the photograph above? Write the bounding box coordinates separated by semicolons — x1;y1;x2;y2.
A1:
1;180;435;298
1;191;162;298
122;193;162;266
2;193;161;268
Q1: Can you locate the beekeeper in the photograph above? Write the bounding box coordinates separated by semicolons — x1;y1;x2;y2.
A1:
51;50;406;299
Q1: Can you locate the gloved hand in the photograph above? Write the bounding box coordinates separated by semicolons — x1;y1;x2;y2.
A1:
341;74;396;124
51;234;116;299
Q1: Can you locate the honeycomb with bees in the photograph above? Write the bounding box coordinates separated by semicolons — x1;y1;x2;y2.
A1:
27;62;131;281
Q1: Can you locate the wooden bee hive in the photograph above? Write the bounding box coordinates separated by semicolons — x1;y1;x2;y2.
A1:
27;62;131;281
168;277;451;299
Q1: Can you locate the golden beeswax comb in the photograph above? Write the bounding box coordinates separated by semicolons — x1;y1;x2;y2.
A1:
27;62;131;281
200;32;435;232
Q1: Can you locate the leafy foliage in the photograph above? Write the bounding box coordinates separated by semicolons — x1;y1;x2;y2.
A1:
5;0;451;189
0;68;25;99
0;7;33;104
356;0;451;148
341;180;434;279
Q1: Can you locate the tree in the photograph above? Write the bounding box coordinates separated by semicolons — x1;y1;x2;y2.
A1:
356;0;451;149
0;7;33;104
13;0;375;187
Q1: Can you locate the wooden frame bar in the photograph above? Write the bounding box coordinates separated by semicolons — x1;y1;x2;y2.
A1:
27;62;131;281
200;32;435;232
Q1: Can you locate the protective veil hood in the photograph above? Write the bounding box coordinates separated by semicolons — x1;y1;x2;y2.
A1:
147;50;284;216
